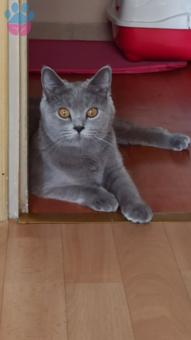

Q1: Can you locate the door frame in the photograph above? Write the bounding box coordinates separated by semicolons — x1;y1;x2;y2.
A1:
0;0;8;221
0;0;28;221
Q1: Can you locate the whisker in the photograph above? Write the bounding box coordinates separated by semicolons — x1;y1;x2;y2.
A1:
38;133;74;151
94;135;113;148
84;133;113;148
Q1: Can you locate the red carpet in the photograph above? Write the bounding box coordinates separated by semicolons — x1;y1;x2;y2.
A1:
29;40;187;75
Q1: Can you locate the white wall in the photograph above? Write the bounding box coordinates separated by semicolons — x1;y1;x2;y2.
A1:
29;0;112;39
29;0;110;24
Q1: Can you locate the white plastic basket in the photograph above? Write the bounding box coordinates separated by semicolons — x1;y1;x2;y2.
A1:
107;0;191;29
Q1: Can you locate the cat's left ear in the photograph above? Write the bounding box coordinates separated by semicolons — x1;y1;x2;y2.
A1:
88;65;112;94
41;66;64;96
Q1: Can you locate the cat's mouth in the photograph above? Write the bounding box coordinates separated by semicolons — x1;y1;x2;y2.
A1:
69;131;85;142
73;129;89;139
62;130;95;143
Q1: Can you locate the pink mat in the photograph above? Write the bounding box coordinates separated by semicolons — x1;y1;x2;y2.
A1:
29;39;187;74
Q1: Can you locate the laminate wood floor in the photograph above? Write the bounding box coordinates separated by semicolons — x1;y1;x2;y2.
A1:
1;221;191;339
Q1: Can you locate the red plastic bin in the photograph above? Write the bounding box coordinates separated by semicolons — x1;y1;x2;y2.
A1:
107;0;191;61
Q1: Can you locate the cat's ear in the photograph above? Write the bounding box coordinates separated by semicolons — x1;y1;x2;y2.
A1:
41;66;63;96
89;65;112;94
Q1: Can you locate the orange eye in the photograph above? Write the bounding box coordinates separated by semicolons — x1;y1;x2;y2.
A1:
86;107;98;118
58;107;70;119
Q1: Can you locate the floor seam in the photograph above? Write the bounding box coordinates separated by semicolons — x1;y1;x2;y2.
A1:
0;222;10;327
60;225;70;340
163;223;191;307
111;224;137;340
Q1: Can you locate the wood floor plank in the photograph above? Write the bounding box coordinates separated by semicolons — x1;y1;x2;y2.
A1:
66;283;135;340
0;222;68;340
113;222;191;340
165;222;191;298
0;223;8;321
62;223;121;283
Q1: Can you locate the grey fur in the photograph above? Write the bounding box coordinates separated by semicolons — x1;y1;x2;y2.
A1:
29;66;190;223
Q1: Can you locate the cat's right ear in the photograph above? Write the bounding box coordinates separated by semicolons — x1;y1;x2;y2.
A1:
41;66;63;96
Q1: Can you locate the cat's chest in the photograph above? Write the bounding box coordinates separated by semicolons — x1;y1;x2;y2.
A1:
47;150;104;185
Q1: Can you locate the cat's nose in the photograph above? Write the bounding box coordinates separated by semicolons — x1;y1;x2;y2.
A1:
73;125;84;133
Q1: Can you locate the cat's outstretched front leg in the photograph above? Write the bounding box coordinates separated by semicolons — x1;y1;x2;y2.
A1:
104;164;153;224
41;185;119;212
114;119;190;151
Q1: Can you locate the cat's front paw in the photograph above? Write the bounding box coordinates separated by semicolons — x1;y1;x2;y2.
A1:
170;134;190;151
90;190;119;212
121;202;153;224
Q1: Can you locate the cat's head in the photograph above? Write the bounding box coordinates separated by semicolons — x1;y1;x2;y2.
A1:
40;65;115;145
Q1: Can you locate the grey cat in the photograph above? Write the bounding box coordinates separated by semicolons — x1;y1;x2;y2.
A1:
30;65;190;223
